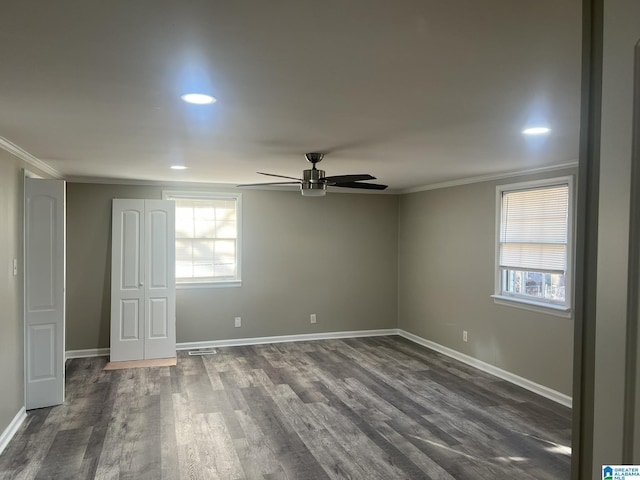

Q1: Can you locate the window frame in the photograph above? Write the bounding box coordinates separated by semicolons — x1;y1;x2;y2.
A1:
162;190;242;288
492;176;573;318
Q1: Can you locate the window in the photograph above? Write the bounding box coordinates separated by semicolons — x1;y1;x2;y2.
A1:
493;177;572;316
163;191;241;287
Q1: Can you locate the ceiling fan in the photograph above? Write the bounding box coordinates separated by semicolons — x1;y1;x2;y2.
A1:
237;152;388;196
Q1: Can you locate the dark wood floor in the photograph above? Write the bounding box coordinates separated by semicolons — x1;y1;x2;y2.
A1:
0;336;571;479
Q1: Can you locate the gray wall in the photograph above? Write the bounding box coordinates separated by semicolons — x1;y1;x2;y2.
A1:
66;183;399;350
0;150;52;443
0;150;25;439
398;167;577;395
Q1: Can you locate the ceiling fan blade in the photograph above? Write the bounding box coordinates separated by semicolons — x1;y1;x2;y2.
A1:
257;172;302;181
322;174;375;184
237;181;301;187
332;181;388;190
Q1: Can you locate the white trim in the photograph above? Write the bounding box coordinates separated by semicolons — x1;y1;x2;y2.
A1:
398;329;572;408
176;329;399;350
0;407;27;456
0;137;64;179
63;330;399;358
162;190;242;201
65;348;110;360
63;329;572;408
176;281;242;289
401;161;578;194
491;295;573;318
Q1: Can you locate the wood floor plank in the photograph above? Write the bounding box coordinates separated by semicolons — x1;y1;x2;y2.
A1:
265;384;364;480
159;377;180;480
0;336;572;479
194;412;245;479
34;427;93;480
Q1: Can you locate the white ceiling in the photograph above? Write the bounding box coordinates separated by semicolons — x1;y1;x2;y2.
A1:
0;1;582;192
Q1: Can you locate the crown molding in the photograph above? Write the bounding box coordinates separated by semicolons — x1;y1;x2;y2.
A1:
401;161;579;194
0;137;64;179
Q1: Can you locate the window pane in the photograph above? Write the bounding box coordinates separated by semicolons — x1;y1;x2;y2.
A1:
215;221;236;238
502;269;566;302
175;208;195;238
193;263;215;278
176;261;193;279
175;239;194;263
214;264;236;277
166;193;240;283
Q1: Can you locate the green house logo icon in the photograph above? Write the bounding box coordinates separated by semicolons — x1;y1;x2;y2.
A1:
603;466;613;480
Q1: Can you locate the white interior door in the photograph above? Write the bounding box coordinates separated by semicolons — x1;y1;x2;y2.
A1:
111;199;145;361
25;177;65;410
143;200;176;359
110;199;175;361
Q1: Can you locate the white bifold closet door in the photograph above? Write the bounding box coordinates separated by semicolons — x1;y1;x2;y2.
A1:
25;178;66;409
110;199;176;361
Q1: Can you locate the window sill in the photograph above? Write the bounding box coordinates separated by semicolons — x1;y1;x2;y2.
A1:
491;295;572;319
177;280;242;289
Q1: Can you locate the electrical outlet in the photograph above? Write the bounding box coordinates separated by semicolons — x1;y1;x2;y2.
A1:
234;316;241;328
463;330;468;342
310;313;317;324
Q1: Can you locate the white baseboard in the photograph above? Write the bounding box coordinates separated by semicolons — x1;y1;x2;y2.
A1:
65;348;110;360
63;328;571;408
64;330;399;359
0;407;26;456
398;329;572;408
177;329;399;350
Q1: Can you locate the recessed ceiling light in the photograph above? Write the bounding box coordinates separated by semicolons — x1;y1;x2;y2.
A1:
170;165;188;170
522;127;551;135
180;93;216;105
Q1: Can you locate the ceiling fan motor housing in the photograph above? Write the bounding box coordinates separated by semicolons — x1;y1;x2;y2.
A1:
303;168;324;183
301;168;327;196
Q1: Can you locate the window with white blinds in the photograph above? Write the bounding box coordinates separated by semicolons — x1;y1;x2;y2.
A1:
163;191;241;286
494;177;572;313
499;185;569;273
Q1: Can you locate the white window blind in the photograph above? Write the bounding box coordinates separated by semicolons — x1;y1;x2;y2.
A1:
499;184;569;273
163;192;241;285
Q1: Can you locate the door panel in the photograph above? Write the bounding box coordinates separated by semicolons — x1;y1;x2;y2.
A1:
111;200;145;361
25;178;65;410
144;200;175;359
120;299;140;340
148;298;168;338
28;324;55;379
120;210;141;289
149;209;168;288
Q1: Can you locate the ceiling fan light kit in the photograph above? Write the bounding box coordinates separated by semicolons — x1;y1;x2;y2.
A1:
237;152;388;196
